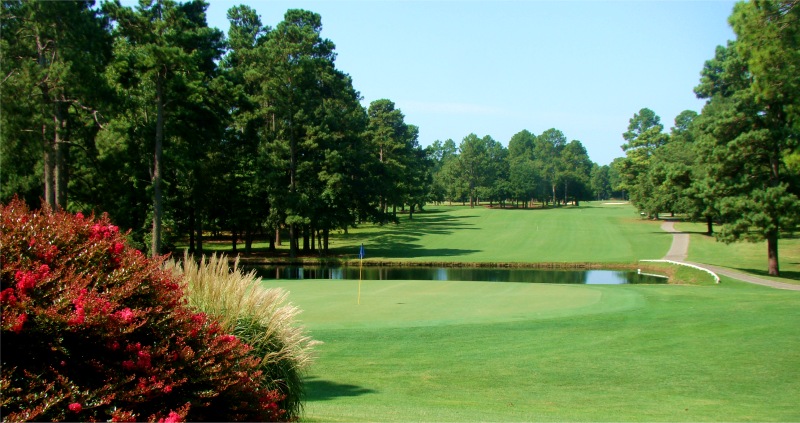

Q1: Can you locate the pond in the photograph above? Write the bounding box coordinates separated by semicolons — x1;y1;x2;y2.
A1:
249;265;668;285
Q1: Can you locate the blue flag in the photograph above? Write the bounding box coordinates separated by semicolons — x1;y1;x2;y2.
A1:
359;243;365;260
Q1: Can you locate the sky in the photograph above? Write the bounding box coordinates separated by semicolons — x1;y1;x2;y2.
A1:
197;0;737;165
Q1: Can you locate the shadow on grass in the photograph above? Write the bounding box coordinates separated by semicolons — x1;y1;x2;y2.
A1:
304;377;377;402
332;210;482;258
736;268;800;281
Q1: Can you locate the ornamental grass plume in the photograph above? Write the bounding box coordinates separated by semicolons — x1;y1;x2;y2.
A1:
166;252;319;419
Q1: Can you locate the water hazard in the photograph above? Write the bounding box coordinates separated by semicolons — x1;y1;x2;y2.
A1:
250;265;668;285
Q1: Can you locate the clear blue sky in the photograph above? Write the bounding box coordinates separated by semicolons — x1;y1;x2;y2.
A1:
200;0;737;165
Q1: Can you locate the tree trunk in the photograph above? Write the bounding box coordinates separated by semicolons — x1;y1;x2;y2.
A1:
151;75;165;256
196;216;203;254
42;121;56;208
54;104;69;209
706;215;714;236
245;226;253;254
188;207;195;254
231;228;238;253
323;228;329;254
289;223;297;258
767;233;779;276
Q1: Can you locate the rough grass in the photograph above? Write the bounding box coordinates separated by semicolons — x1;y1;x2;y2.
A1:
266;278;800;422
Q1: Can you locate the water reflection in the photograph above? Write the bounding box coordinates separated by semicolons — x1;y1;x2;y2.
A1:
249;265;667;285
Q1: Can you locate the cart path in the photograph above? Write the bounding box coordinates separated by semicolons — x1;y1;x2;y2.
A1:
660;221;800;291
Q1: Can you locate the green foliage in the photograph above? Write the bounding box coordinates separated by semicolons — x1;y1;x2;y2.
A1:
616;108;671;216
0;198;287;421
166;253;319;420
0;0;112;209
693;14;800;275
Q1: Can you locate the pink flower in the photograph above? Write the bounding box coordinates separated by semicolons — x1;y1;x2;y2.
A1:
68;402;82;413
11;314;27;333
75;212;84;220
43;245;58;261
0;288;18;306
219;334;237;344
15;270;36;292
162;384;173;394
191;312;206;325
114;308;135;324
110;242;125;255
68;289;87;325
158;411;182;423
136;350;152;369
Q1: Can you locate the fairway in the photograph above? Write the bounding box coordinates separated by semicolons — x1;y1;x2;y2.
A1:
267;278;800;422
329;204;673;263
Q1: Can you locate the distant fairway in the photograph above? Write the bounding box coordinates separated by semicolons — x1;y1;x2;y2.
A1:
208;203;673;263
319;203;673;263
268;278;800;422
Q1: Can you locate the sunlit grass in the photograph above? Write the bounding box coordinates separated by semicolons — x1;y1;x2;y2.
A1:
268;278;800;421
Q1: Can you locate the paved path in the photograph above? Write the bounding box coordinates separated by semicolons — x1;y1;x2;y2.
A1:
659;221;800;291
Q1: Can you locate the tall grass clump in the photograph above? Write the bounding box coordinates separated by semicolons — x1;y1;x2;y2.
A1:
167;252;318;419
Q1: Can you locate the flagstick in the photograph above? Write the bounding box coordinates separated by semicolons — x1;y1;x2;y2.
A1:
358;253;362;305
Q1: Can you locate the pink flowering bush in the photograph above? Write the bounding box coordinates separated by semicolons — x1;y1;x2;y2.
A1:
0;199;287;422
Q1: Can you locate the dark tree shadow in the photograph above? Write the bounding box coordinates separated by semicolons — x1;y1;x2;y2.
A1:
304;377;377;402
736;268;800;281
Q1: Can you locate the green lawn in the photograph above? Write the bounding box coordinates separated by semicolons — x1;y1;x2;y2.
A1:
299;203;671;263
200;203;670;263
268;278;800;421
243;204;799;420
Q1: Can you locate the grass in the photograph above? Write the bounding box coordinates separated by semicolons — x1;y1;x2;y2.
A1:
267;278;800;421
675;221;800;284
335;204;672;263
199;203;672;264
242;204;799;421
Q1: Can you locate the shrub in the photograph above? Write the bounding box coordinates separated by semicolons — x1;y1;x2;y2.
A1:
0;199;287;422
166;253;319;420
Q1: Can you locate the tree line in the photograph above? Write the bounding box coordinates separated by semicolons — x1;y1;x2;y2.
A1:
612;0;799;276
1;0;614;259
427;130;619;209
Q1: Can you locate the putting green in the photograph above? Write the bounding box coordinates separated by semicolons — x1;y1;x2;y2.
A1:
265;280;646;330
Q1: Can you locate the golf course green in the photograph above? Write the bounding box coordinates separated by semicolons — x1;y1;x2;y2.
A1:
261;204;800;421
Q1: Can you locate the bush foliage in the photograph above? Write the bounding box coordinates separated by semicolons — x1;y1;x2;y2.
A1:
0;199;287;422
167;253;319;419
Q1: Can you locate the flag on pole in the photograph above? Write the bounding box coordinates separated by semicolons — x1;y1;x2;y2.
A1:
358;243;364;305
